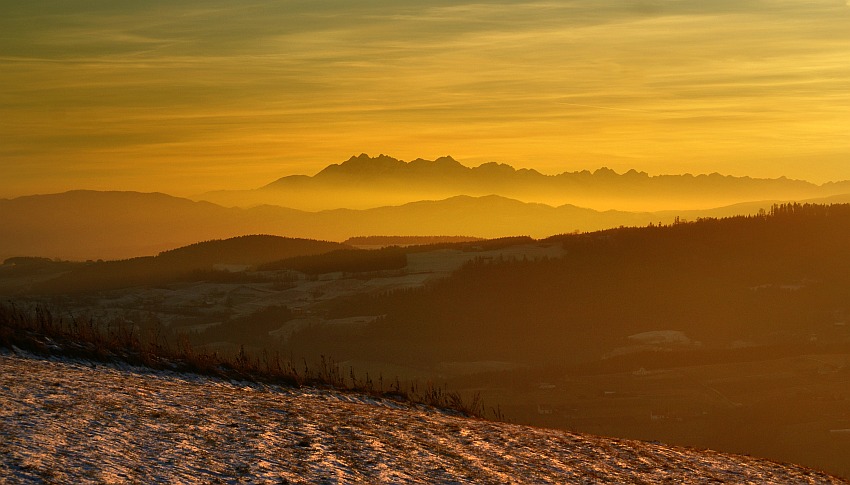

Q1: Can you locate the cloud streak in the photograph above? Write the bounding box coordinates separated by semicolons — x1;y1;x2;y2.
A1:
2;0;850;196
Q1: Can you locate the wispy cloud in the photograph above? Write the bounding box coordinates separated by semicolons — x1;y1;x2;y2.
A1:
2;0;850;196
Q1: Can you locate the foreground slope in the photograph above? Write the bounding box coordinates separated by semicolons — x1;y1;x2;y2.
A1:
1;352;844;484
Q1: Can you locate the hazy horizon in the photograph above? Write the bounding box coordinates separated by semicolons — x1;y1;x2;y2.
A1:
3;4;850;478
4;205;850;479
3;1;850;198
3;152;849;199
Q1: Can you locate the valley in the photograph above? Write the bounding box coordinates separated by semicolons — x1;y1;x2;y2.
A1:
4;204;850;478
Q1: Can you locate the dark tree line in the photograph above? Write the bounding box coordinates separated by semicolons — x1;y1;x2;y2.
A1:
288;204;850;366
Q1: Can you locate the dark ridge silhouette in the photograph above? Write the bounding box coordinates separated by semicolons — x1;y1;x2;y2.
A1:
259;247;407;275
156;234;346;266
344;235;484;247
290;203;850;366
0;190;301;260
8;189;850;262
30;235;347;294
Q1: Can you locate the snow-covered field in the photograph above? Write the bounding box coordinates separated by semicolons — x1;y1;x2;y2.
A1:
1;351;846;484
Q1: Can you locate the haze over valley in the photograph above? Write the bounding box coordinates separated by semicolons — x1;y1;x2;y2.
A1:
4;201;850;479
4;0;850;482
5;154;850;261
199;153;850;212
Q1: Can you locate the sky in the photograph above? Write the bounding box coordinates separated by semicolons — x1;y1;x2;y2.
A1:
2;0;850;197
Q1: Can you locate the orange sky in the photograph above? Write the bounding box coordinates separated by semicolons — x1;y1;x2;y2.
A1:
2;1;850;198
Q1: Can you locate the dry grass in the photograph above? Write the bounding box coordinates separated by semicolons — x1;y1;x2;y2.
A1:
0;303;494;418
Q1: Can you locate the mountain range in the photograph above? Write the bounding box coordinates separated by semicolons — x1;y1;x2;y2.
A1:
5;154;850;261
5;189;850;261
198;153;850;211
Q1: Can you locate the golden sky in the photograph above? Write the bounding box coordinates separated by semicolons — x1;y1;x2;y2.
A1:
2;0;850;197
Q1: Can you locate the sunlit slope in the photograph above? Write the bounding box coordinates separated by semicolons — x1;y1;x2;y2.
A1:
1;352;844;484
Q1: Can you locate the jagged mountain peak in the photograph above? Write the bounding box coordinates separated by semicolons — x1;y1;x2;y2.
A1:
204;153;850;213
409;155;467;171
473;161;516;174
280;153;831;186
624;168;649;177
593;166;619;177
317;153;406;176
434;154;460;164
312;154;474;180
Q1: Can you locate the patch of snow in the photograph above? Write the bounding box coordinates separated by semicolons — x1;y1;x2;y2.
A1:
628;330;691;346
1;351;845;484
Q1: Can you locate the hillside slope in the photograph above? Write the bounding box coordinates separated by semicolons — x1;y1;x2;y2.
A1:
29;235;347;294
1;352;844;484
0;190;754;261
9;189;850;262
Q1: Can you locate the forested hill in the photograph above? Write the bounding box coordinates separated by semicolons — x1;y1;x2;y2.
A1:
292;203;850;366
27;235;346;294
155;235;345;266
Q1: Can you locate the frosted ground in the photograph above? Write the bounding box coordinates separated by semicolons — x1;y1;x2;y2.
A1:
2;351;846;484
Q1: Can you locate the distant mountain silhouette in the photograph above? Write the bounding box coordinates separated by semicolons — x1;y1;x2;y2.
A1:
197;153;850;211
3;189;848;261
0;190;289;260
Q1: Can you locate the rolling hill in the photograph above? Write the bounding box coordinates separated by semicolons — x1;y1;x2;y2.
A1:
7;187;850;262
27;235;347;294
0;190;763;262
